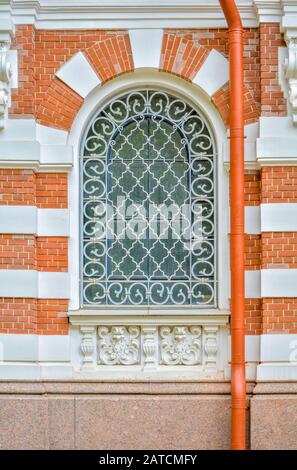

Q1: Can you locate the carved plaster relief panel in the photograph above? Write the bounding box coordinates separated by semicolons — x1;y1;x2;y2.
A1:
0;39;12;129
97;326;140;365
159;326;202;365
285;36;297;125
77;323;222;376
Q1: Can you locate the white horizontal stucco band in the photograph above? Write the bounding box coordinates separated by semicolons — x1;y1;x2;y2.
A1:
245;269;297;298
0;334;70;362
261;269;297;298
243;204;297;234
55;51;101;98
0;120;68;144
244;335;297;381
224;122;259;169
192;49;229;97
228;335;260;363
129;29;163;69
0;270;70;299
261;203;297;232
245;270;261;298
0;206;70;236
244;206;261;234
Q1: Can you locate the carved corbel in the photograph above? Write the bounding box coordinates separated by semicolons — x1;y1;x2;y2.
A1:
80;326;96;368
0;40;12;129
285;36;297;125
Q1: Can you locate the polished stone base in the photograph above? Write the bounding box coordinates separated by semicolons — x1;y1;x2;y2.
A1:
0;381;296;450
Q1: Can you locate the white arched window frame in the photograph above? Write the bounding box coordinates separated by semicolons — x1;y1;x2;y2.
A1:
68;70;229;316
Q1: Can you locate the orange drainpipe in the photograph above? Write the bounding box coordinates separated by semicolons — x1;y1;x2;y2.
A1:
218;0;246;450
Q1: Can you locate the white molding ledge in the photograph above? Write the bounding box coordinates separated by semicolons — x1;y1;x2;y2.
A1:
0;120;72;171
7;1;259;29
257;116;297;166
0;206;70;236
0;270;70;298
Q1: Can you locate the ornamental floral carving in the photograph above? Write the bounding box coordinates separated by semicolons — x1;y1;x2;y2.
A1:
142;326;157;368
97;326;140;365
285;36;297;125
0;40;12;129
203;326;218;368
159;326;202;365
80;326;96;367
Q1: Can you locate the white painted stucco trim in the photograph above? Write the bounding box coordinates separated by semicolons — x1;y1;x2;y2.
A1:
129;29;163;69
260;334;297;363
245;270;261;299
0;334;71;362
261;269;297;298
261;203;297;232
7;1;259;29
56;51;101;98
0;270;70;299
257;116;297;165
245;269;297;298
192;49;229;97
0;120;72;171
0;206;70;236
244;206;261;234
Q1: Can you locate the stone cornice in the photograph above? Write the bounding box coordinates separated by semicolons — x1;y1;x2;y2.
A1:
4;0;259;28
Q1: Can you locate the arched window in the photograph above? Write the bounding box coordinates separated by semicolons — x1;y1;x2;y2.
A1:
81;89;216;307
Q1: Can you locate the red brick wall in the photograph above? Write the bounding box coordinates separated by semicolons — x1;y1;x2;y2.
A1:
245;299;262;335
0;298;37;334
244;171;261;206
260;166;297;333
6;23;295;339
11;27;133;130
262;167;297;203
245;235;261;271
11;25;36;117
37;299;68;335
11;26;262;130
0;170;69;335
0;170;36;206
260;23;287;116
244;170;262;335
36;173;68;208
262;298;297;334
36;237;68;272
0;235;36;270
0;298;68;335
262;233;297;269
